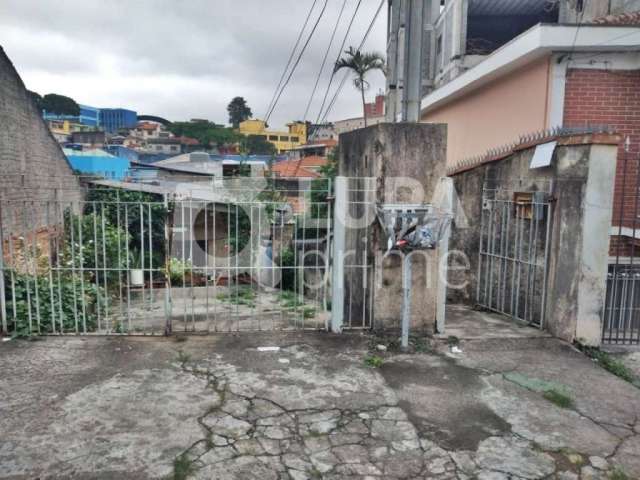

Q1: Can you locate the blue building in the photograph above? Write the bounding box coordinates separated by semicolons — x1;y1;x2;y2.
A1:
43;104;100;127
99;108;137;133
63;148;130;180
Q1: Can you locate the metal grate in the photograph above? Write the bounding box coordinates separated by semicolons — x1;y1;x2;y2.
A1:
476;185;553;328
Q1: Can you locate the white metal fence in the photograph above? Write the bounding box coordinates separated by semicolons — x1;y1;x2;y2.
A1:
0;181;334;336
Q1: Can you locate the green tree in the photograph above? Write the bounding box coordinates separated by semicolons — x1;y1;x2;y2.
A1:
334;47;385;127
227;97;252;128
241;135;277;156
168;121;242;149
41;93;80;116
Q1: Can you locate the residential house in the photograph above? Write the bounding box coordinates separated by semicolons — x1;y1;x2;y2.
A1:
70;130;106;148
63;148;130;179
385;2;640;287
286;139;337;160
238;119;307;153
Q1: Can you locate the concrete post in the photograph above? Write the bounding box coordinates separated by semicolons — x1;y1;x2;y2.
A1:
402;0;425;122
575;145;617;345
435;177;454;333
330;176;347;333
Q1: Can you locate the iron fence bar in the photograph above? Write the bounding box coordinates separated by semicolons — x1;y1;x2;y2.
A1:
189;200;195;331
92;203;101;331
116;191;124;330
77;205;87;333
476;197;485;306
148;203;153;334
67;202;78;333
101;203;109;330
125;204;132;331
45;202;56;334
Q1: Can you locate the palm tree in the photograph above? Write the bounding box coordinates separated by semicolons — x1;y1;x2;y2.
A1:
334;47;385;127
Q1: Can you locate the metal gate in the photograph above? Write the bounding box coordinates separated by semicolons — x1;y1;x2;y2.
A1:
476;184;553;328
0;180;333;336
603;147;640;345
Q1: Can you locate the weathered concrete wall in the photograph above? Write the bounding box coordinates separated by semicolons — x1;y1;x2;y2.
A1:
0;46;82;236
337;123;447;331
449;136;618;344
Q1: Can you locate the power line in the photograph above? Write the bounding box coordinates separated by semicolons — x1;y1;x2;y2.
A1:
263;0;319;119
317;0;385;126
265;0;330;124
314;0;364;126
303;0;349;122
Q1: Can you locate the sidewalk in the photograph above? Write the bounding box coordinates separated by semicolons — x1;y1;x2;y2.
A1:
0;329;638;479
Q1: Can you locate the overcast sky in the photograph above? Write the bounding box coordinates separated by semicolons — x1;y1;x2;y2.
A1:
0;0;387;129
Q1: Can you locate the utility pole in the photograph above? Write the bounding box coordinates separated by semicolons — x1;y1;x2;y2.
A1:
386;0;429;123
401;0;425;122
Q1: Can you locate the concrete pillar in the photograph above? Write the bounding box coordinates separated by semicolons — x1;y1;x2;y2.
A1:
574;145;617;344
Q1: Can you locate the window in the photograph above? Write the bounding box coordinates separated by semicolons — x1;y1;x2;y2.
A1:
269;135;278;141
156;145;162;151
170;146;178;151
436;35;442;55
280;136;289;142
290;136;299;142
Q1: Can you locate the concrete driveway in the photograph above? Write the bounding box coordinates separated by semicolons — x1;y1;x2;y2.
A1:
0;331;638;479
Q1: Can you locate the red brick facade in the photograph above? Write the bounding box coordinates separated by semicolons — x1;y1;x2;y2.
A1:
563;68;640;256
364;94;385;118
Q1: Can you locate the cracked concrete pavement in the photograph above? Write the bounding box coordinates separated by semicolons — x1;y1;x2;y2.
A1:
0;333;639;479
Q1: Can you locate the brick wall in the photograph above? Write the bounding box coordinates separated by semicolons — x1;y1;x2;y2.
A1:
0;47;83;237
563;68;640;256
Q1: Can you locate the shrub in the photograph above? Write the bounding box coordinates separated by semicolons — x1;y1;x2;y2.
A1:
4;270;102;336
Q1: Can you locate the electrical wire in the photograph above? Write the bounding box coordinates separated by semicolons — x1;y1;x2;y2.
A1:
263;0;319;119
265;0;330;124
303;0;349;122
317;0;385;126
313;0;364;126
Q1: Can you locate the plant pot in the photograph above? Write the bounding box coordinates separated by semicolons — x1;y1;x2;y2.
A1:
130;269;144;287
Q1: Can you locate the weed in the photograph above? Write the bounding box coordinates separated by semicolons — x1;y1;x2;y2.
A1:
172;453;195;480
217;288;256;308
176;350;191;365
446;335;460;346
364;355;384;368
174;335;188;343
303;307;316;319
579;346;637;386
309;467;323;479
543;389;574;409
610;467;629;480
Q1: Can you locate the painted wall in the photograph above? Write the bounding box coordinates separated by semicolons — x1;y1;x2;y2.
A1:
422;56;551;167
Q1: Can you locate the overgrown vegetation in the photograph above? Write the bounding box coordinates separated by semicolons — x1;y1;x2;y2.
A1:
577;344;638;387
4;270;102;337
610;467;629;480
216;288;256;308
172;452;195;480
542;389;574;409
364;355;384;368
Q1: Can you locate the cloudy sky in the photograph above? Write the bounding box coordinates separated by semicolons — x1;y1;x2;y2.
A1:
0;0;387;129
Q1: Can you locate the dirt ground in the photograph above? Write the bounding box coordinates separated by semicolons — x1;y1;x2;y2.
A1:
0;323;639;479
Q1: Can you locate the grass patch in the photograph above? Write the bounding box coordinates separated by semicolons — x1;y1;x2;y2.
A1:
216;288;256;307
578;345;638;386
543;389;574;409
364;355;384;368
172;453;195;480
610;467;629;480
